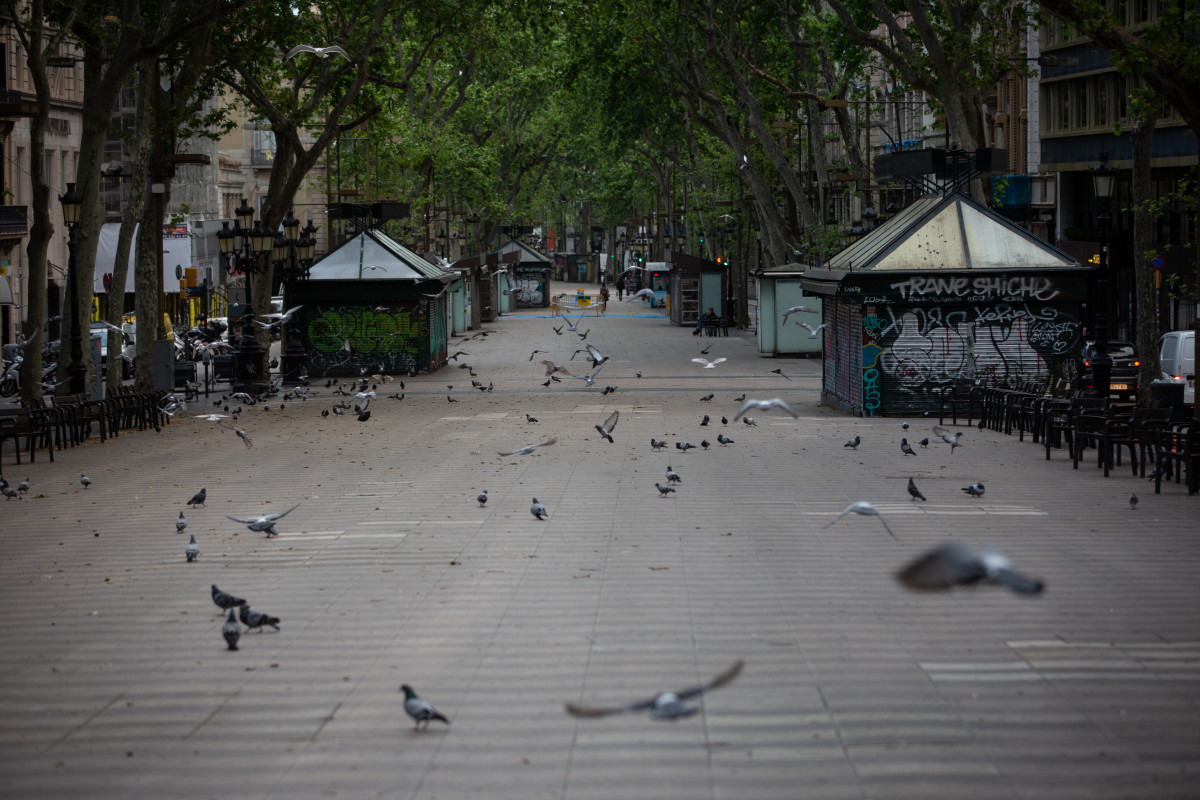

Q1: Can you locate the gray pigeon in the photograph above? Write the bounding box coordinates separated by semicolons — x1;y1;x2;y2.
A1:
907;477;926;501
222;610;241;650
185;534;199;562
187;488;207;507
901;438;916;456
239;604;280;632
595;411;619;443
932;426;963;453
896;541;1044;594
1129;492;1138;510
665;466;681;484
676;442;695;452
918;437;930;448
176;511;187;533
700;394;714;402
742;417;756;426
211;584;247;612
962;482;985;498
701;440;710;450
80;473;92;489
531;498;549;519
477;489;488;507
844;435;860;449
655;483;676;496
400;684;450;730
499;437;558;457
650;438;667;450
717;434;734;446
526;413;538;423
565;659;744;720
226;505;299;538
3;485;21;500
825;501;896;539
17;477;30;494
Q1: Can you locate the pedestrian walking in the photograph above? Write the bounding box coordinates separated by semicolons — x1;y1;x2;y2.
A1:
615;275;625;301
598;284;610;315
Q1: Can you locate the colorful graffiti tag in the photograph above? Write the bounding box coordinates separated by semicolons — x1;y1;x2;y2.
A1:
861;302;1081;414
304;306;422;374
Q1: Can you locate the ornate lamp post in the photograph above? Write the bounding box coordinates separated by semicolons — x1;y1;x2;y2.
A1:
1090;153;1117;398
217;198;273;395
58;182;85;395
273;211;318;384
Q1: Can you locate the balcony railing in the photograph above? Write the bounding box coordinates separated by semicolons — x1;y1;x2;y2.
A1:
0;205;29;237
250;147;275;166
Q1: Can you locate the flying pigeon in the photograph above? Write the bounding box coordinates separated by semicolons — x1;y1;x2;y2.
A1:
239;605;281;632
583;344;608;369
798;321;827;339
400;684;451;730
768;368;790;380
932;426;963;453
962;482;985;498
540;360;572;377
187;488;207;507
577;329;590;341
734;398;798;421
222;610;241;651
700;343;713;354
498;437;558;457
901;438;916;456
595;411;619;443
625;288;657;301
825;501;896;539
185;534;199;562
896;541;1044;594
665;466;682;484
655;483;676;497
477;490;488;507
530;498;549;520
565;659;744;720
692;358;727;369
568;361;607;387
717;434;734;446
219;420;254;448
211;584;247;612
907;477;926;501
226;504;299;538
844;435;860;450
285;44;350;60
780;305;817;324
176;511;187;533
80;473;92;489
357;410;371;422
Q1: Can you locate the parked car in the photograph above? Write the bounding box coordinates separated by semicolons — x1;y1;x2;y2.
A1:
1081;340;1140;400
1158;330;1195;404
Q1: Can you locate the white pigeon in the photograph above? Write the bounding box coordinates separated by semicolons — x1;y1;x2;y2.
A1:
498;437;558;457
285;44;350;60
781;305;817;324
825;501;896;539
798;321;827;339
691;358;727;369
226;505;299;538
733;398;799;421
625;288;657;302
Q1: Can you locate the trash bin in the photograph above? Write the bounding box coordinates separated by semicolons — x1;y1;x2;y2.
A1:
213;354;234;381
1149;379;1184;410
151;340;174;392
174;361;196;389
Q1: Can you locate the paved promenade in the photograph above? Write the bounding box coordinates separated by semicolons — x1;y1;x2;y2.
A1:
2;285;1198;799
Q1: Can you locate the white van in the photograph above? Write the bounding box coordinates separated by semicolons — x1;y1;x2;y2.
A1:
1159;330;1195;403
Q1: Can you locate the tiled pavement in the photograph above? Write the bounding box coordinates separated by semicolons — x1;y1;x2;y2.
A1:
2;283;1198;799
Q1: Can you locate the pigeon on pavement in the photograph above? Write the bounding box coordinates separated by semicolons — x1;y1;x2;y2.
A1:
734;398;798;421
187;488;207;507
962;482;985;498
826;501;897;539
401;684;451;730
692;358;727;369
176;511;188;533
526;413;538;423
901;438;917;456
212;584;248;612
932;426;963;453
907;477;926;501
1129;492;1138;510
717;434;734;446
701;440;710;450
17;477;30;494
185;534;199;562
498;437;558;457
650;438;667;450
2;485;20;501
896;541;1044;594
239;605;281;632
742;417;756;426
226;505;299;538
844;435;861;450
918;437;930;448
595;411;620;443
655;483;676;497
80;473;92;489
477;490;488;508
565;659;744;720
530;498;549;519
666;466;681;484
676;442;695;452
222;610;241;651
700;415;710;426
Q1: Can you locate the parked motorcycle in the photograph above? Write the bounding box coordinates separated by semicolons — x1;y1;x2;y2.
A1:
0;344;59;397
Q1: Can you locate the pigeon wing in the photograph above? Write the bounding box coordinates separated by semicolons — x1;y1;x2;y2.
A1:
732;399;755;422
263;504;299;522
599;411;619;435
586;344;607;366
896;543;986;590
674;659;745;701
284;44;318;59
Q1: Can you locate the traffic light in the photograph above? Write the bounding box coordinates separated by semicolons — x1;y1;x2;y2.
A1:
637;251;644;263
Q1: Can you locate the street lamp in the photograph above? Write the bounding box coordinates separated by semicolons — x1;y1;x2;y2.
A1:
217;198;274;395
271;211;318;384
58;182;85;395
1089;152;1117;399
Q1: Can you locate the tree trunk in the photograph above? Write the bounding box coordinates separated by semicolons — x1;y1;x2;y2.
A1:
1131;106;1159;406
20;112;50;402
132;182;161;392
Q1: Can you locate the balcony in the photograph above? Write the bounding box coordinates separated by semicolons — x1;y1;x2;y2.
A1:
0;88;38;118
250;147;275;167
0;205;28;238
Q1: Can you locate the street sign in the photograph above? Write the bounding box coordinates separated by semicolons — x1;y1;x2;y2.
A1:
1152;256;1164;271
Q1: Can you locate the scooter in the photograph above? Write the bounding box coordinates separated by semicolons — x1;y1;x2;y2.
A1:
0;351;59;397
